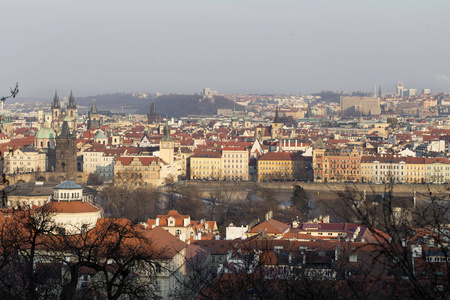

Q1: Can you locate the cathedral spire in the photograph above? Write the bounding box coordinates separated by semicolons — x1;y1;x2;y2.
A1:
68;90;76;108
90;99;98;114
52;90;60;109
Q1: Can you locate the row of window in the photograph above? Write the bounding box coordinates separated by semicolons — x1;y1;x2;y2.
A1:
223;153;246;158
55;192;81;199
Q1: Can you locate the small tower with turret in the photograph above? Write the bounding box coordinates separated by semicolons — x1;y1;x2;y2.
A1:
231;105;239;128
160;117;174;174
271;106;283;140
243;107;251;128
87;99;100;130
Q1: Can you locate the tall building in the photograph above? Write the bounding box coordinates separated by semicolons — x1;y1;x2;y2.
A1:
396;82;405;97
55;121;77;175
147;102;159;125
87;99;100;130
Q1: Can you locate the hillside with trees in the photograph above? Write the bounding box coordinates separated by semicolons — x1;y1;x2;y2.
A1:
76;93;243;117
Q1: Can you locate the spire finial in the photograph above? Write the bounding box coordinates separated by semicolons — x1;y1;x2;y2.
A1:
52;90;60;109
68;90;76;108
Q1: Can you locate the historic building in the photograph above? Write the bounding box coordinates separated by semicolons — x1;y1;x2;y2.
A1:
270;106;283;140
222;147;249;181
147;102;159;125
50;91;77;133
83;145;125;180
55;121;78;175
3;148;46;174
160;118;175;178
42;180;103;235
87;99;100;130
114;156;167;187
254;107;284;142
35;123;57;150
189;150;222;180
313;147;361;183
257;151;311;182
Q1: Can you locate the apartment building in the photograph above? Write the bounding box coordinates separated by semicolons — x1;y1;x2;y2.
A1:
4;148;46;174
189;150;222;180
83;145;125;180
257;151;310;182
222;147;249;181
114;156;166;187
313;148;361;183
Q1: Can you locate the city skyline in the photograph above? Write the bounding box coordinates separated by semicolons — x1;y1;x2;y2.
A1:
1;0;450;97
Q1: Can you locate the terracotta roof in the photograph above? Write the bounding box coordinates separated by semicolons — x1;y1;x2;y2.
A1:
155;210;190;227
42;201;102;213
191;150;222;158
146;226;187;259
115;156;159;166
250;219;290;234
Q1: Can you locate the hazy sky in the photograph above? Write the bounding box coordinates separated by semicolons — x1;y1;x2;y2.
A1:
1;0;450;98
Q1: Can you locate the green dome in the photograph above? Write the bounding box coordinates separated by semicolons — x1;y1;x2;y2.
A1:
94;130;107;139
36;127;56;139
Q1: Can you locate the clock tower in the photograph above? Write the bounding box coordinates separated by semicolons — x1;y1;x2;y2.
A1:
160;117;174;172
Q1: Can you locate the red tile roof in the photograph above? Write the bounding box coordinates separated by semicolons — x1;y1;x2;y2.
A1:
42;201;102;214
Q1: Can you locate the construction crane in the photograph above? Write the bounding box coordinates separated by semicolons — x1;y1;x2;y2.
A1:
119;106;131;113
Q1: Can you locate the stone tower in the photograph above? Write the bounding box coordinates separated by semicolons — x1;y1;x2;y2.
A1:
271;106;283;140
147;102;159;125
55;121;77;176
87;99;100;130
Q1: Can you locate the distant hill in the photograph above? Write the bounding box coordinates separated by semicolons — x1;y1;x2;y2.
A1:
148;94;244;118
76;93;147;112
77;93;244;118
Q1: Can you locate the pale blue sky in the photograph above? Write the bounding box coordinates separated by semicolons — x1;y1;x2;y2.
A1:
1;0;449;97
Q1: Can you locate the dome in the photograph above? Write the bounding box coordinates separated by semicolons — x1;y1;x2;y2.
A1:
36;127;56;139
94;130;107;139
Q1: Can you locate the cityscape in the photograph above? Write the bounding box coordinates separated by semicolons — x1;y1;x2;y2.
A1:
1;0;450;299
0;84;449;299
